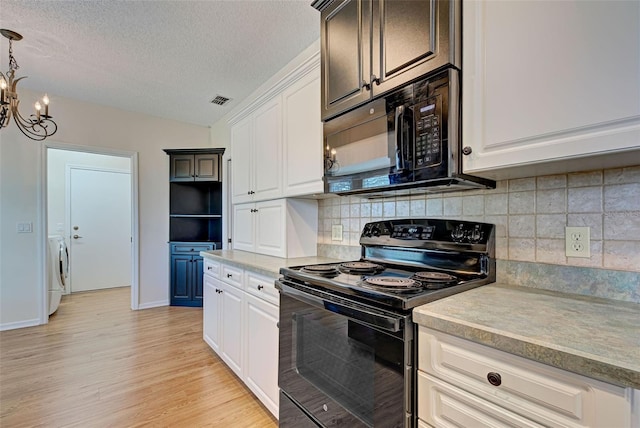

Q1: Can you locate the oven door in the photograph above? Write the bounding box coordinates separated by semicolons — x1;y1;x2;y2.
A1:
277;279;412;428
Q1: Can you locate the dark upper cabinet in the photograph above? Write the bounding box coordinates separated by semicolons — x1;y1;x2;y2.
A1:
321;0;372;121
170;153;221;182
318;0;460;120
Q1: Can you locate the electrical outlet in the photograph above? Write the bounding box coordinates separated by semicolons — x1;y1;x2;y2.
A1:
331;224;343;241
565;226;590;258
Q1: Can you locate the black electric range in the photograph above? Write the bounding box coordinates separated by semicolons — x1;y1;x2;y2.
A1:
280;218;496;311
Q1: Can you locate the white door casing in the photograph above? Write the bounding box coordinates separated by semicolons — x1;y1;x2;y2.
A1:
67;166;132;293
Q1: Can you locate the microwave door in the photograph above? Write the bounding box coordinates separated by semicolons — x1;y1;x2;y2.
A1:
391;105;414;181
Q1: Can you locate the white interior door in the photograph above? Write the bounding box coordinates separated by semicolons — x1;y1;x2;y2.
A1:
69;167;131;292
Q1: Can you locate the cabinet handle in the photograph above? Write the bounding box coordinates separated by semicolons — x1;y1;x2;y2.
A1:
487;372;502;386
207;266;212;270
371;75;380;86
227;273;233;278
250;190;255;195
362;80;371;91
257;285;264;291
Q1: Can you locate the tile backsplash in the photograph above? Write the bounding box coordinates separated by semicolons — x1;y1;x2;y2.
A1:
317;166;640;273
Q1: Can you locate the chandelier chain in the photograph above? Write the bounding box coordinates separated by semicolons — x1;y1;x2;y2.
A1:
8;39;19;72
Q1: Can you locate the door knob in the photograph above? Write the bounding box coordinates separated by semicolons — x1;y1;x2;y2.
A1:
73;234;83;239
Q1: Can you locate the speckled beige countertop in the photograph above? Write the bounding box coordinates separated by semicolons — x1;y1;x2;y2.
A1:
200;249;344;278
413;284;640;389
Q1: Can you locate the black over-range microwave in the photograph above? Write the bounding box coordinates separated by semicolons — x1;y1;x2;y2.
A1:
323;69;495;196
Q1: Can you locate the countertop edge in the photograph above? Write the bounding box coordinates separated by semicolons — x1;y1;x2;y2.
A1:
200;250;345;278
413;293;640;390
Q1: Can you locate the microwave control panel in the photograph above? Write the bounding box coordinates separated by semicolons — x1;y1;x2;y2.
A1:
414;96;442;169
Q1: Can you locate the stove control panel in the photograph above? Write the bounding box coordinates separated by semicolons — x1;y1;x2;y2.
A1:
360;219;494;246
391;224;435;240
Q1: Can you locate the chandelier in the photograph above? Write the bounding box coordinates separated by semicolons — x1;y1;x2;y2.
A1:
0;29;57;141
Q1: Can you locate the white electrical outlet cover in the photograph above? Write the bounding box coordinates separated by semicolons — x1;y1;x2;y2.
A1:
565;226;590;258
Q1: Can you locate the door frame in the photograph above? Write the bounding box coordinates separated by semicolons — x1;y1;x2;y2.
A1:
65;164;132;294
39;142;140;324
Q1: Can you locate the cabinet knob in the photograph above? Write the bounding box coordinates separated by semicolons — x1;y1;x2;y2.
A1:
257;285;264;291
207;266;212;270
487;372;502;386
227;273;232;278
362;80;371;91
462;146;473;155
250;190;255;195
371;75;380;86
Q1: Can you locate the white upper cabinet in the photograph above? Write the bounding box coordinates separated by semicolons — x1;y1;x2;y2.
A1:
232;198;318;258
462;0;640;180
231;97;282;204
282;70;323;197
230;51;322;204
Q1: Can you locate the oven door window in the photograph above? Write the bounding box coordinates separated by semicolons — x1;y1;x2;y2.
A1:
279;293;405;428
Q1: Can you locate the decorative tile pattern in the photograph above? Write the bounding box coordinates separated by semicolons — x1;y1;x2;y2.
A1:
316;166;640;302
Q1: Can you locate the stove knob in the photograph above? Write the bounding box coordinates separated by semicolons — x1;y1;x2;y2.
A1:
470;225;483;243
451;224;465;241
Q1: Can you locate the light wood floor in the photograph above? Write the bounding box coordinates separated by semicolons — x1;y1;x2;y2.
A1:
0;287;278;427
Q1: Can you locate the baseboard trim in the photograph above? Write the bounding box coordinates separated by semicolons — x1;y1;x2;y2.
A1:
137;300;169;310
0;318;41;331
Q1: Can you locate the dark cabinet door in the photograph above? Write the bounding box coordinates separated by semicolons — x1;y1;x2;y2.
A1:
194;154;220;182
193;257;204;301
170;155;195;182
170;252;207;306
372;0;456;95
321;0;372;120
171;254;192;304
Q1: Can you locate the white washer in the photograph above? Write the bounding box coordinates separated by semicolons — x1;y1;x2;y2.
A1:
47;235;68;315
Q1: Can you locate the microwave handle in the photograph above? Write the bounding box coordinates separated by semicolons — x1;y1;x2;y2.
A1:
395;105;407;172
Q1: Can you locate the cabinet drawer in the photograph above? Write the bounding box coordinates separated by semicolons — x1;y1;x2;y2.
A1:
246;272;278;306
418;327;630;428
418;371;542;428
221;264;243;289
203;258;220;278
171;243;214;254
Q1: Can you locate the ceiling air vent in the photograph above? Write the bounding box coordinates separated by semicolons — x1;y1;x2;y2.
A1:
210;94;231;106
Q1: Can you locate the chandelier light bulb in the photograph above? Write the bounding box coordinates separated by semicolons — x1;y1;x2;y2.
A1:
35;101;41;111
0;77;6;89
42;94;49;116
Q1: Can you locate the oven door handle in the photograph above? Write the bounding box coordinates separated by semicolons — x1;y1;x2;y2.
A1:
276;280;402;333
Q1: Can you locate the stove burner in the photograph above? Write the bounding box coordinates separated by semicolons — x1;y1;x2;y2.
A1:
411;271;458;289
364;277;418;288
339;261;385;275
301;265;339;277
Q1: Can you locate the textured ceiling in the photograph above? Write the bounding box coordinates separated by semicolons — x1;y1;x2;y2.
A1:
0;0;320;127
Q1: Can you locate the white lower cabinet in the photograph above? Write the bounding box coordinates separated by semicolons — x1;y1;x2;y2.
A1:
417;327;637;428
203;262;279;419
203;270;245;379
244;291;279;417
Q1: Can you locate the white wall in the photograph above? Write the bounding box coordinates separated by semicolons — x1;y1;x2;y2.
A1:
0;88;212;329
47;149;130;236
